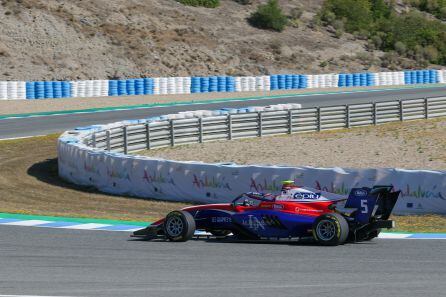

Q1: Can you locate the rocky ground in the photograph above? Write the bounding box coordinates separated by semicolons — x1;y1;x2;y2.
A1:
0;0;390;81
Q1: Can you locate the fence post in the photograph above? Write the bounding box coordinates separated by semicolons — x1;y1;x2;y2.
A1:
228;114;232;140
345;105;350;128
170;119;175;147
123;126;128;154
92;132;96;148
424;97;429;119
198;117;203;143
106;130;111;151
316;107;321;131
373;102;377;125
258;111;263;137
288;109;293;134
399;100;404;121
145;122;150;150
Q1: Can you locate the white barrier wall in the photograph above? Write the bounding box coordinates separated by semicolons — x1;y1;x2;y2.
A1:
70;80;109;98
58;106;446;215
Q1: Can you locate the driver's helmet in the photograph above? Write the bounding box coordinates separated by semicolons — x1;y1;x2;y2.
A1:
280;180;299;193
276;180;300;201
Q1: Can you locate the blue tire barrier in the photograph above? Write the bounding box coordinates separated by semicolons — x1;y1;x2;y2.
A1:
118;80;127;95
217;76;227;92
415;71;422;84
61;81;71;98
291;75;299;89
345;74;353;87
209;76;218;92
285;75;293;89
135;78;144;95
360;73;367;86
108;80;118;96
270;75;278;90
353;73;360;87
366;73;374;86
35;81;45;99
338;74;346;87
25;81;35;99
226;76;235;92
191;77;201;93
126;79;135;95
404;71;411;85
53;81;62;98
143;78;154;95
278;75;286;89
44;81;53;98
422;70;429;84
429;69;438;83
411;71;417;84
299;75;308;89
200;77;209;93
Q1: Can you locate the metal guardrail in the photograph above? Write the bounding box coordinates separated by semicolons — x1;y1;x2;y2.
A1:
89;96;446;154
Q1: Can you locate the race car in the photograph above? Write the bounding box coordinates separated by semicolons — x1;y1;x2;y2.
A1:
132;181;400;246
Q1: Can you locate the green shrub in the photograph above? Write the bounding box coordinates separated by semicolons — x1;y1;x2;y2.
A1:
176;0;220;8
248;0;288;32
319;0;446;65
409;0;446;20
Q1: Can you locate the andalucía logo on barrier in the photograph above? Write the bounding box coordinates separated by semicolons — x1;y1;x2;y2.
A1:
192;174;231;190
142;169;175;185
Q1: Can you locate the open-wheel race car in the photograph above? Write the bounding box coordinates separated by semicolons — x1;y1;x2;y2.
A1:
132;181;400;246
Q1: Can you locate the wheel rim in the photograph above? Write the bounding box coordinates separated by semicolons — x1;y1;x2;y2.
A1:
166;216;184;237
316;219;336;241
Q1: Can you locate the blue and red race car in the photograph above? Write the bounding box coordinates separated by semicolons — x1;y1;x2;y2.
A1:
132;181;400;246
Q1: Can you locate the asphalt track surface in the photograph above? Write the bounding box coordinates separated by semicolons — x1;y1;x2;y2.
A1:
0;225;445;297
2;86;446;139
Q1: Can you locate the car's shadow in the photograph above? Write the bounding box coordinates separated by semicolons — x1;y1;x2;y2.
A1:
127;236;369;246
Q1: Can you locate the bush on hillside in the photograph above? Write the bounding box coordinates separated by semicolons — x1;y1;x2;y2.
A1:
176;0;220;8
318;0;446;65
408;0;446;19
248;0;288;32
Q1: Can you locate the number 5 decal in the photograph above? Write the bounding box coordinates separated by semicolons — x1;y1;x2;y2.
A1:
360;199;368;214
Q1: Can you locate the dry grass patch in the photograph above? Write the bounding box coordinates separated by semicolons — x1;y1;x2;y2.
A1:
392;215;446;233
0;135;187;222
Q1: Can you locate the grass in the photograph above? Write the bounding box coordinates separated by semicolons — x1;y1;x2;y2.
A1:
392;215;446;233
0;134;188;222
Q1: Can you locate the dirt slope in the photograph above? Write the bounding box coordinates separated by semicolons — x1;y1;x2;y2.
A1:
0;0;378;81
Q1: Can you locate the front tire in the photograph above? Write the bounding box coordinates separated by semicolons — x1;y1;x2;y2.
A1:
164;211;196;242
312;213;349;246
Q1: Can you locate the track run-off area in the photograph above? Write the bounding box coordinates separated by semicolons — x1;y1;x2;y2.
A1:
0;86;445;297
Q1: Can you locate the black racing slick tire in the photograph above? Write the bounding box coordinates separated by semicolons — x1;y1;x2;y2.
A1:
164;211;196;242
312;213;349;246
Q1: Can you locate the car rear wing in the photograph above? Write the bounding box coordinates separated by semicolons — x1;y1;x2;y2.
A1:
345;185;400;224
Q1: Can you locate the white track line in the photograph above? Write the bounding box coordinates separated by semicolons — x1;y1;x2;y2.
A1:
64;223;110;230
2;220;51;226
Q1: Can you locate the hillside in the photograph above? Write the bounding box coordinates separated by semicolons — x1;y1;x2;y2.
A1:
0;0;438;81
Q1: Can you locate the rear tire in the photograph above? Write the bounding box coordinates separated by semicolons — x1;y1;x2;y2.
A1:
312;213;349;246
164;211;196;242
